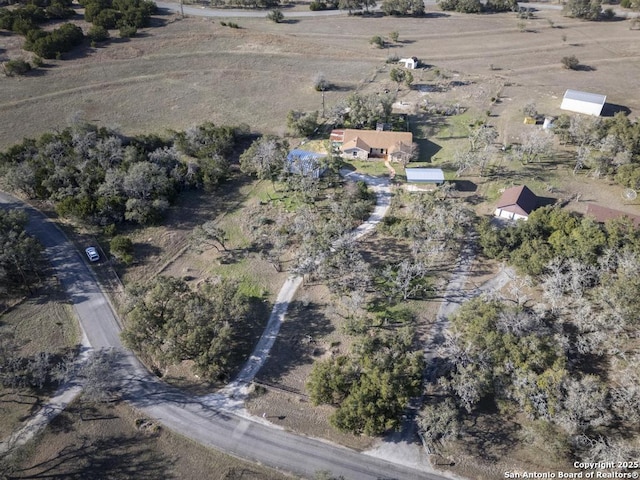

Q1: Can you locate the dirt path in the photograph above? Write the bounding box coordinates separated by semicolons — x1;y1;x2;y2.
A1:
365;235;515;469
202;169;392;410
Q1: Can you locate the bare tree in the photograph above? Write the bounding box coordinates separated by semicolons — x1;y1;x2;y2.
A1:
468;124;497;152
510;129;554;164
191;221;227;253
556;375;611;434
418;398;461;454
80;348;122;403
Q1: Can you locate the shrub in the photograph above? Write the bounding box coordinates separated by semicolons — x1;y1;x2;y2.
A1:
602;7;615;18
3;59;32;76
93;8;120;29
88;24;110;42
369;35;385;48
561;55;580;69
267;8;284;22
110;235;134;264
456;0;482;12
313;73;330;91
24;23;84;59
119;24;137;37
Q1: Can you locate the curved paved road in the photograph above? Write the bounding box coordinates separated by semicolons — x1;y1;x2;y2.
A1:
0;190;444;479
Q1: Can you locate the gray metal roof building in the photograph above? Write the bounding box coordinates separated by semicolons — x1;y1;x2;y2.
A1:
405;168;445;184
561;89;607;116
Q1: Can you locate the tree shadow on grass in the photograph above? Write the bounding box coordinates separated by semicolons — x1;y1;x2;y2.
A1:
13;434;176;479
462;407;521;462
255;300;333;385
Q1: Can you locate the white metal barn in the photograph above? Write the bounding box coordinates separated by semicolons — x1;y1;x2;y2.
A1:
560;89;607;116
405;168;445;185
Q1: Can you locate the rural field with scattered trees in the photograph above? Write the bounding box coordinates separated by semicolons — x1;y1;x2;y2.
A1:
2;0;640;478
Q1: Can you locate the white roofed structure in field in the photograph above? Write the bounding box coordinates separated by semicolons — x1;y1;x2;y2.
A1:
560;89;607;116
405;168;445;184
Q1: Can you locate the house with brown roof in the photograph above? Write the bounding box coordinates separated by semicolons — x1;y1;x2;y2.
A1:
494;185;538;221
330;129;414;161
585;203;640;227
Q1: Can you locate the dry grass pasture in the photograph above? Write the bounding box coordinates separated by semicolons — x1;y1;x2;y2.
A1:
2;5;640;149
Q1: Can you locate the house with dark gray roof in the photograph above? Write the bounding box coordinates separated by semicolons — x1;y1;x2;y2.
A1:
494;185;538;221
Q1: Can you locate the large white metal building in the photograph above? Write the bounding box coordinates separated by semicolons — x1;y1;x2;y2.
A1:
560;89;607;116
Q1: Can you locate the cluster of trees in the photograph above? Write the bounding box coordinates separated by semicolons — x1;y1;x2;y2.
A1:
0;0;75;35
381;0;424;15
551;113;640;188
423;239;640;460
304;191;473;436
0;0;83;59
307;311;424;435
24;22;83;58
562;0;608;20
334;92;394;130
0;210;43;291
0;122;249;227
121;276;258;381
80;0;156;34
478;205;640;276
437;0;516;13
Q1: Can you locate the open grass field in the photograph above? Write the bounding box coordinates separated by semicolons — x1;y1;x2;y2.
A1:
2;5;640;149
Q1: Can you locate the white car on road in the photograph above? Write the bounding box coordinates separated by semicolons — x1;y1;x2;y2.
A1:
85;246;100;262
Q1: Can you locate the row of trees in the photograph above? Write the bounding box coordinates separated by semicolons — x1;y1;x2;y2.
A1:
437;0;516;14
0;122;249;227
478;205;640;276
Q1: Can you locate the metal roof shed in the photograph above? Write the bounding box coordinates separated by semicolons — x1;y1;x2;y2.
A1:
560;89;607;116
286;149;327;179
405;168;445;184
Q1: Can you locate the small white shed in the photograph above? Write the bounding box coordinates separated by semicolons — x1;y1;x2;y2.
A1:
405;168;445;185
399;57;418;69
560;89;606;117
